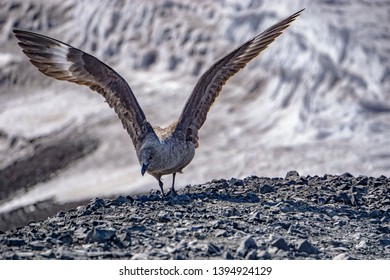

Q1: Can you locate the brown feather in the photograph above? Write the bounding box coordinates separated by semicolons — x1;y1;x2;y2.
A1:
13;29;153;149
175;9;304;147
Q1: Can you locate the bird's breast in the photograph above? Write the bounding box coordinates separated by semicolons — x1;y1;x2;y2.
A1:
158;138;195;173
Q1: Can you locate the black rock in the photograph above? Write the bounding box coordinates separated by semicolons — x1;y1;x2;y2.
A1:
249;211;263;222
237;236;257;257
215;229;227;237
256;250;272;260
74;227;89;239
223;207;240;217
246;192;260;202
271;238;290;251
259;184;275;194
223;250;235;260
285;171;300;180
88;198;107;211
172;194;191;203
379;239;390;247
158;211;171;222
109;196;134;206
29;240;45;251
207;243;221;256
377;225;390;234
58;233;73;244
85;227;117;243
117;229;132;246
229;178;244;186
296;240;319;254
333;253;356;260
3;238;25;247
245;249;258;260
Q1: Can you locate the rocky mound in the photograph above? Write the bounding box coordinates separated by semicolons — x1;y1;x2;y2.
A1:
0;172;389;260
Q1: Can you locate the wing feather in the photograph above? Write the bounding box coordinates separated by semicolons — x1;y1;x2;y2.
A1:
174;9;303;147
13;29;152;149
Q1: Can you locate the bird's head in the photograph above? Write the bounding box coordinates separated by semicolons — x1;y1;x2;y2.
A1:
139;146;157;176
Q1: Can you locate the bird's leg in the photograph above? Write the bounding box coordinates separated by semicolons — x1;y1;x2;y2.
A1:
158;179;165;196
166;173;178;198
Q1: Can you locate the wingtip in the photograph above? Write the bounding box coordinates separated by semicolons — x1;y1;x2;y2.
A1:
13;29;25;35
295;8;305;17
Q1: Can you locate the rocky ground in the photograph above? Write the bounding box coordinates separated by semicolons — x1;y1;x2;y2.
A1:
0;171;389;260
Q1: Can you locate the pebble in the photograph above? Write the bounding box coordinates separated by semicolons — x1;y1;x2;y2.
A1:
296;240;319;254
259;184;275;194
207;243;221;256
0;174;389;260
271;238;290;251
333;253;355;260
236;236;257;258
85;227;117;243
256;250;272;260
3;238;25;247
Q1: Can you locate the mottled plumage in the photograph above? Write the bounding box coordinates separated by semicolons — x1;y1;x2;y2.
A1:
14;9;303;196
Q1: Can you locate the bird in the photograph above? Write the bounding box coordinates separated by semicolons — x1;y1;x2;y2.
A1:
14;9;303;197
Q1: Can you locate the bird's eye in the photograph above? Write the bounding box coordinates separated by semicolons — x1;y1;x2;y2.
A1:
148;155;153;160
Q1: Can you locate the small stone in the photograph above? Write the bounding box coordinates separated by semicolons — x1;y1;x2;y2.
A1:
377;225;390;234
191;224;203;231
40;249;55;258
174;211;183;219
207;243;221;255
109;196;133;206
333;253;356;260
278;222;291;230
352;185;368;194
29;241;45;251
58;233;73;244
237;236;257;257
246;250;258;260
80;209;92;216
173;194;191;203
341;172;353;178
257;250;272;260
215;229;227;237
271;238;290;251
85;227;117;243
223;207;240;217
285;171;300;180
246;192;260;202
4;238;25;247
74;227;89;239
230;178;244;186
379;239;390;247
117;229;132;245
249;211;263;222
296;240;318;254
259;184;275;194
335;191;353;205
357;176;369;186
355;240;367;250
175;227;190;234
158;211;171;222
88;198;106;211
131;253;150;260
223;250;235;260
16;252;34;258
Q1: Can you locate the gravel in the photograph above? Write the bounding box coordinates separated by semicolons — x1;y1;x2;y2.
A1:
0;172;389;259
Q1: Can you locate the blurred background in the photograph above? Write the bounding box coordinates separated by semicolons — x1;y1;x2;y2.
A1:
0;0;389;230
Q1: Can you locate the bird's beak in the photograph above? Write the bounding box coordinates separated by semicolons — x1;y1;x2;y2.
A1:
141;163;149;176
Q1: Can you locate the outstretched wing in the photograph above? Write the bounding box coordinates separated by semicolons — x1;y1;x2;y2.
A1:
174;9;303;147
13;29;153;149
